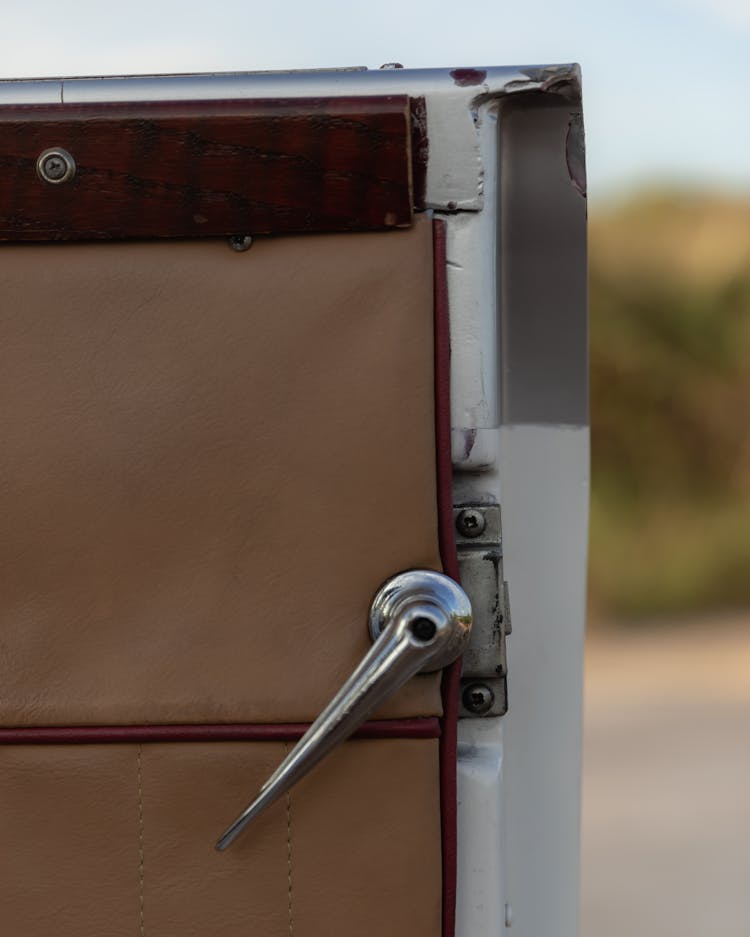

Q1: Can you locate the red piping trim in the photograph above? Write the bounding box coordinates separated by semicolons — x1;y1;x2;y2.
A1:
0;717;441;746
433;218;460;937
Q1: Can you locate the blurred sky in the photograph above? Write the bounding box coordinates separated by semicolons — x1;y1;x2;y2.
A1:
0;0;747;202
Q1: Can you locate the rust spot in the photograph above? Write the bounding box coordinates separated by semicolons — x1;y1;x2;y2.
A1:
450;68;487;88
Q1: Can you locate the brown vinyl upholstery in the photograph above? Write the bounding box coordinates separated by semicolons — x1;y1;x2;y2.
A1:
0;218;441;727
0;217;444;935
0;738;442;937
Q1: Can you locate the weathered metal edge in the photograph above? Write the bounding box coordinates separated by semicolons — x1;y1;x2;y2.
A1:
0;64;582;213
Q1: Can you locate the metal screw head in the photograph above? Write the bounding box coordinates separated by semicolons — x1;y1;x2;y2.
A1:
228;235;253;252
462;682;495;715
36;147;76;185
456;508;486;538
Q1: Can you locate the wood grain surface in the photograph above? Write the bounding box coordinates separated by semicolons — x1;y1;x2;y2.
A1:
0;96;414;240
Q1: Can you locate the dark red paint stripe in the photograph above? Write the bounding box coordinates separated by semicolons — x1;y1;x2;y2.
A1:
433;218;461;937
0;717;441;746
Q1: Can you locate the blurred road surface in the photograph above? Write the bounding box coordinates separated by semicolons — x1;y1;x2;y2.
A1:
581;614;750;937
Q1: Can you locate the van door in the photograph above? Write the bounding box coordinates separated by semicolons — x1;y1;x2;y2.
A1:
0;64;587;937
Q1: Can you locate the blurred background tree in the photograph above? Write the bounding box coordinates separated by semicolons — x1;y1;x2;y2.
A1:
589;192;750;619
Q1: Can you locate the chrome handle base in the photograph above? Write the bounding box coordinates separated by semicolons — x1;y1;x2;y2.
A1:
215;569;472;850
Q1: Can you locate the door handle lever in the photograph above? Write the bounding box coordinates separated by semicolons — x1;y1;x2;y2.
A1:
216;569;472;850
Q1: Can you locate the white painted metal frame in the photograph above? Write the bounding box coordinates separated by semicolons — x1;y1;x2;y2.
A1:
0;65;589;937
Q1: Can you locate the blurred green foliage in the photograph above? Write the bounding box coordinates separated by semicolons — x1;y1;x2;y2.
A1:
589;191;750;618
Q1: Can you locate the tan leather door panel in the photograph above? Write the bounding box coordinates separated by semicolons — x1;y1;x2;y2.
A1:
0;218;442;727
0;216;451;936
0;739;442;937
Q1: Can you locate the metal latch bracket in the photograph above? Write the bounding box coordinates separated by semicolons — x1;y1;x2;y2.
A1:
454;504;511;717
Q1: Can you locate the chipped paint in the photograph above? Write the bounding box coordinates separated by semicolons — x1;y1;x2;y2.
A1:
565;112;587;198
472;62;582;109
450;68;488;88
520;63;582;99
462;428;478;460
452;428;498;473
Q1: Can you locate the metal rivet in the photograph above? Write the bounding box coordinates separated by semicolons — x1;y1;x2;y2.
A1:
462;682;494;715
228;235;253;252
456;508;486;538
36;147;76;185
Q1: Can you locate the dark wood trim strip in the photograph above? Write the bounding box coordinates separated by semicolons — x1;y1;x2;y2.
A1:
0;96;414;241
0;717;441;745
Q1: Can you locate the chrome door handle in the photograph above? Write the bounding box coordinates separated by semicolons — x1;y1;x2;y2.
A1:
216;569;472;850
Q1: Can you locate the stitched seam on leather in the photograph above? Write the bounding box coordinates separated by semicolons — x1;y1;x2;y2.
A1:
284;743;294;937
137;744;145;937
